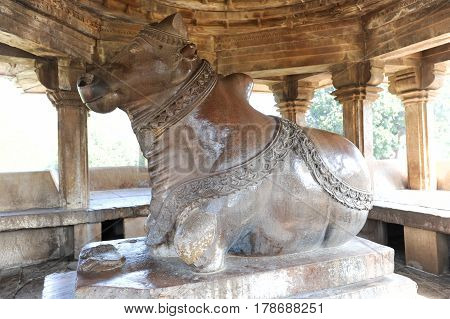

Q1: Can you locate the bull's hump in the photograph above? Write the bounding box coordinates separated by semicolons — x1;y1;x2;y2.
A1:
222;73;254;101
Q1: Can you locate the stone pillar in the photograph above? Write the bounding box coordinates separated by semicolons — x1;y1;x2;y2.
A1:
389;63;445;190
271;76;315;126
48;90;89;209
331;61;384;157
38;58;89;209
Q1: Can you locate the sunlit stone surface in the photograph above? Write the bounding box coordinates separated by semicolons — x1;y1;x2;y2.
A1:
65;237;417;299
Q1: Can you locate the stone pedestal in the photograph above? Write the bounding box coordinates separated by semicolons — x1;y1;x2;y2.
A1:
42;237;417;299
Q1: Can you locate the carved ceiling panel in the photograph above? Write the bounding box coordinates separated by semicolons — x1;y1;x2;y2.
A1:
74;0;398;35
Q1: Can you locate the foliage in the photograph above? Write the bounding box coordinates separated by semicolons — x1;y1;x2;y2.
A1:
306;83;407;160
306;84;407;160
371;83;405;160
306;86;343;135
431;76;450;160
306;80;450;161
88;110;147;168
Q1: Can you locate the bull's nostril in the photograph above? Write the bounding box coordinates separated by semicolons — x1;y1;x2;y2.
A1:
78;73;95;87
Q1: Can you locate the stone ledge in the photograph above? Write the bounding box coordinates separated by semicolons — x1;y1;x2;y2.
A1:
0;205;149;233
370;205;450;235
72;237;396;299
369;189;450;235
0;188;151;233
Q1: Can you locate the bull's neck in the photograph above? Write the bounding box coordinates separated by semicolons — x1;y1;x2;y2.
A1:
123;60;217;155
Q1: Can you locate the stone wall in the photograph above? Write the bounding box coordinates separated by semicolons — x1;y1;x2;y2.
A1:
89;166;149;191
0;226;73;269
0;171;61;212
369;159;450;192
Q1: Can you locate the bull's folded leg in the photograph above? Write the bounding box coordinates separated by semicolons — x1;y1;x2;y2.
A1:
174;209;226;273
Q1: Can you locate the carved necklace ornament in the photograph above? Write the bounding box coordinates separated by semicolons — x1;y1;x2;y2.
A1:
147;117;373;245
129;60;218;156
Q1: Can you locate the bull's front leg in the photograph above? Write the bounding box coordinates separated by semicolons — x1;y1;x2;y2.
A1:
174;207;226;273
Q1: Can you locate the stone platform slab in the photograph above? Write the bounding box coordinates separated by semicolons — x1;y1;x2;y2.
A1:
293;274;418;299
57;237;416;299
43;271;418;299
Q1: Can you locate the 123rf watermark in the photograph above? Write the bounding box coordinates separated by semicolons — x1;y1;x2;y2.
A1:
123;301;323;317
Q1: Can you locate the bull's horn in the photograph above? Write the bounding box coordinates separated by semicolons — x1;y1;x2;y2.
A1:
156;13;188;40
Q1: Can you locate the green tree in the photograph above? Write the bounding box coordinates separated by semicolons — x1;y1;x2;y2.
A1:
306;84;407;160
306;86;343;135
372;83;405;160
431;76;450;160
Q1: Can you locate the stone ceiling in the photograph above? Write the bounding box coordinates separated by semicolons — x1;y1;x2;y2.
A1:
0;0;449;92
77;0;397;35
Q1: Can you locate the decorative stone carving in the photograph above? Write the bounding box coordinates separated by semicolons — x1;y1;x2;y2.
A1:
271;77;315;126
132;60;218;143
77;13;373;273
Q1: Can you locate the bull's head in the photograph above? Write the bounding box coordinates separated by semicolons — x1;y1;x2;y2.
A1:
77;13;200;113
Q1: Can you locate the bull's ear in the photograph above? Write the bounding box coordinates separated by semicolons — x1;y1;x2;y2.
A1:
158;13;188;39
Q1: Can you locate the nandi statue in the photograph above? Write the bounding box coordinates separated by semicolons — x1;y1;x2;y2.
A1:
77;13;372;273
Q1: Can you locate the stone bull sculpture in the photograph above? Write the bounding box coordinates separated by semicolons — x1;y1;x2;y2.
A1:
77;13;372;273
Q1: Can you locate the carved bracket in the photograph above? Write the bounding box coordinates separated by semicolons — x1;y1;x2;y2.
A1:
271;76;316;124
388;63;446;104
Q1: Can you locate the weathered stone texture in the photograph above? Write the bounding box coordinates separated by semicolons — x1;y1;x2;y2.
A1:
404;226;449;275
74;223;102;259
0;171;60;212
0;227;73;269
124;217;147;238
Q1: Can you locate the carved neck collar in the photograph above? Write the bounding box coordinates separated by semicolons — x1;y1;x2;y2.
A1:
129;60;217;142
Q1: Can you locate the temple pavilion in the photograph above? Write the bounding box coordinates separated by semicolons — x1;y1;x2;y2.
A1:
0;0;449;298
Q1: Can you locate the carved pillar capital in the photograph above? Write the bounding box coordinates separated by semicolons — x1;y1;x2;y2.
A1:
331;61;384;89
388;63;446;105
332;85;383;104
36;58;86;91
271;77;316;125
331;61;384;157
47;89;86;109
387;63;446;190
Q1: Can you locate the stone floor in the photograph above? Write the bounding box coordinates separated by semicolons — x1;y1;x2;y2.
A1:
0;256;448;299
393;250;450;299
0;259;78;299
